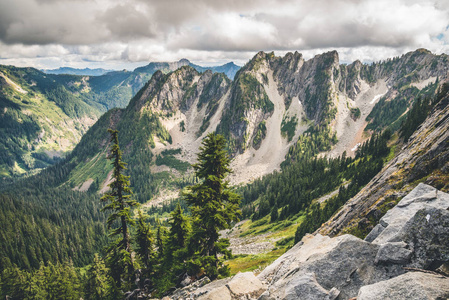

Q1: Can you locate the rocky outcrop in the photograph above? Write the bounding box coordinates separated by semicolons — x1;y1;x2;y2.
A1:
357;272;449;300
257;234;404;299
166;184;449;300
365;183;449;244
166;272;266;300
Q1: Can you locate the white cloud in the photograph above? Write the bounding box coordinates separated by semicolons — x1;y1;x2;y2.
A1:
0;0;448;69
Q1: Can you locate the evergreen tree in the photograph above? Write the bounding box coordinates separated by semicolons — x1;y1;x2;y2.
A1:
155;225;166;260
134;210;154;279
167;203;190;250
155;203;191;294
101;129;139;290
270;205;278;223
184;133;241;279
84;254;110;300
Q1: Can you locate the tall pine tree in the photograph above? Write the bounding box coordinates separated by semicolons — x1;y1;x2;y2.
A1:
134;210;154;280
184;133;241;279
101;129;139;290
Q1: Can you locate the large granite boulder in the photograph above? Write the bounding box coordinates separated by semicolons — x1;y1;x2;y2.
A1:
393;207;449;270
255;184;449;299
258;234;404;299
357;272;449;300
365;183;449;244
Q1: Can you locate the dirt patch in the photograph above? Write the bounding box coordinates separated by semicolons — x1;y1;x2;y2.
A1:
220;220;283;255
100;170;113;194
73;178;94;192
141;188;180;208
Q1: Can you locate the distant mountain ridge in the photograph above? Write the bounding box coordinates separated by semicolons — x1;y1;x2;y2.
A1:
43;67;114;76
1;49;447;186
44;59;241;80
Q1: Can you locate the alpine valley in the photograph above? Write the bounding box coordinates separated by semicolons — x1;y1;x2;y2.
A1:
1;48;449;299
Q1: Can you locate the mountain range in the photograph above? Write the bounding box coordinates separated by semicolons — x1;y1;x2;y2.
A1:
55;48;448;200
0;59;240;182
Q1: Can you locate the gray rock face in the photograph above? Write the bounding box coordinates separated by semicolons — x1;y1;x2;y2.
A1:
283;273;338;300
357;272;449;300
374;242;412;265
258;234;404;299
366;183;449;244
396;207;449;270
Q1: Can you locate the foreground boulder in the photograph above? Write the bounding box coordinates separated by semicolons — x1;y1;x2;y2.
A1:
395;207;449;270
166;272;266;300
258;234;404;299
357;272;449;299
365;183;449;244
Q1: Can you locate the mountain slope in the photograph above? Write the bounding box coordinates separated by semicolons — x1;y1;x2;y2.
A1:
319;84;449;237
0;66;102;181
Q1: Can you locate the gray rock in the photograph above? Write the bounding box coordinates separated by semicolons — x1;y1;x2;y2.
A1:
357;272;449;300
226;272;266;298
394;207;449;270
282;273;339;300
170;277;214;299
374;242;412;264
364;223;384;243
368;183;449;244
299;235;403;299
197;285;231;300
260;234;404;299
257;290;275;300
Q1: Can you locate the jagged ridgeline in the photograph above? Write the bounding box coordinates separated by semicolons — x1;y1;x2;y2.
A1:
1;48;449;273
0;60;240;182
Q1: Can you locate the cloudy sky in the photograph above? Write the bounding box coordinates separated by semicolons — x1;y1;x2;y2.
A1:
0;0;449;70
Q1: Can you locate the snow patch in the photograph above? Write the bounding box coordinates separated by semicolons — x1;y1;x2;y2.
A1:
351;143;361;152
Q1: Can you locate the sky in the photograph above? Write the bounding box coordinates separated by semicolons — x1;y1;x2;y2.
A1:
0;0;449;70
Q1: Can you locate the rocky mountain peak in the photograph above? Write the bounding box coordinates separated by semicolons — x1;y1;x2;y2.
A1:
178;58;191;64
